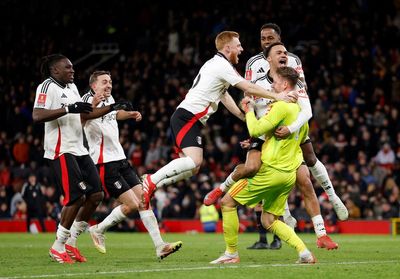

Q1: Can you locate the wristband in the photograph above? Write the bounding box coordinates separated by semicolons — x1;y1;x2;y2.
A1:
65;106;69;113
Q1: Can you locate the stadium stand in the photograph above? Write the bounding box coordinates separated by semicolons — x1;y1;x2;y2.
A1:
0;0;399;233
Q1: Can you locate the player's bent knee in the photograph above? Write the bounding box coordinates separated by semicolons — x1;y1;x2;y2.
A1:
244;160;261;177
244;165;259;177
304;154;317;167
123;201;139;214
69;195;85;207
88;191;104;206
192;166;201;175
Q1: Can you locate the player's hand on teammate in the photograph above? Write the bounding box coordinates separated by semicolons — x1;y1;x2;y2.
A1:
92;92;105;107
276;91;298;103
110;100;134;111
67;102;93;114
241;97;255;113
275;126;291;138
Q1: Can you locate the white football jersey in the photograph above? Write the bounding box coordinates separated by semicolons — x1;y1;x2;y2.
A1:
252;75;274;119
177;52;245;125
252;73;307;139
33;78;89;159
82;91;126;164
245;51;305;83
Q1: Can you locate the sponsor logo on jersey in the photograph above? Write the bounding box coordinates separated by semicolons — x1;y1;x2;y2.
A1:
37;93;47;107
196;136;202;145
79;182;87;190
61;93;67;98
257;68;265;73
245;70;252;80
114;181;122;189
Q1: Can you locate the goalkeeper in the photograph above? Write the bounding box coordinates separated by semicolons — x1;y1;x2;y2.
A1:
211;66;316;264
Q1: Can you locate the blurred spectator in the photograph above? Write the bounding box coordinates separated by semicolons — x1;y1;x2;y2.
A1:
199;204;219;233
345;199;361;219
12;134;30;165
375;142;396;170
21;174;46;232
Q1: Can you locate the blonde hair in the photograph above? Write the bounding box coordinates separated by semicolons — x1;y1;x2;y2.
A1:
89;70;111;85
215;31;239;51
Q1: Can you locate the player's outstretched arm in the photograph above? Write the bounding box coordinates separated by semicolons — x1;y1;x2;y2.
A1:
32;107;68;123
244;99;286;138
117;110;142;121
32;102;93;123
275;91;312;138
81;100;133;120
235;81;298;103
221;91;245;121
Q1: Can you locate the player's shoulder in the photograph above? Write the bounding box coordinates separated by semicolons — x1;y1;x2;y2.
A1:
273;100;297;111
207;53;232;70
246;52;264;69
253;74;269;84
82;90;94;103
287;52;302;66
37;78;55;93
295;80;306;90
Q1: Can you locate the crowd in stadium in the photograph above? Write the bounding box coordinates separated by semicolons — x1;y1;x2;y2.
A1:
0;0;399;232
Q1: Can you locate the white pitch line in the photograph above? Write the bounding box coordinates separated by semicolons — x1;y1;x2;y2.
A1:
0;260;398;279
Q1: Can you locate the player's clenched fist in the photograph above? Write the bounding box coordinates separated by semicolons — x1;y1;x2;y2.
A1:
241;97;255;113
66;102;93;113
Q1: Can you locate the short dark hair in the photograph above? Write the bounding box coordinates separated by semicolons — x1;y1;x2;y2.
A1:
89;70;111;85
40;54;67;79
260;23;281;36
276;67;299;88
263;42;285;58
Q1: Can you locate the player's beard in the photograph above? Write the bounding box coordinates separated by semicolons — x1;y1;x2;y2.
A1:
229;52;239;64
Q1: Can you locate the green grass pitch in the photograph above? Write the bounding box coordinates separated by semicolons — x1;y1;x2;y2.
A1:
0;232;399;279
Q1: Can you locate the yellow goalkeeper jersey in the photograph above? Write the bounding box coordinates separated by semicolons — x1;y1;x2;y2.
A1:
245;101;308;172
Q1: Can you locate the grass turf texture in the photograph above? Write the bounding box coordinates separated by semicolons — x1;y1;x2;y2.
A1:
0;233;399;279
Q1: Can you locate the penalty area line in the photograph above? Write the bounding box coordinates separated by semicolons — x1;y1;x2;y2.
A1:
0;260;398;279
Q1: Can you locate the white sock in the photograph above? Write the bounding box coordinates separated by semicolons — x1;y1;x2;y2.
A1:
156;170;193;187
283;201;291;219
219;173;236;192
311;215;326;238
66;221;88;247
151;157;196;186
97;205;126;233
139;210;164;248
309;160;336;199
299;248;312;258
52;224;70;252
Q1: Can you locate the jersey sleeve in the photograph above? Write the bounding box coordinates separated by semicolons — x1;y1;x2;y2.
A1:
288;54;307;87
82;93;94;104
246;102;287;138
219;62;245;86
244;59;253;81
244;57;258;82
34;83;54;109
287;87;312;133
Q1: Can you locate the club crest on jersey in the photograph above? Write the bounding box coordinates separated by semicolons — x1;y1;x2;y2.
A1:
196;136;202;145
78;182;87;191
245;70;252;80
114;181;122;189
